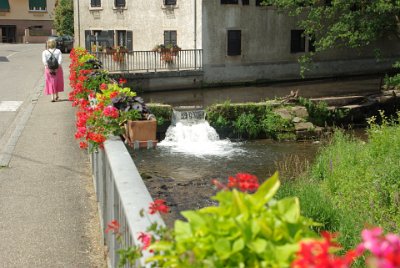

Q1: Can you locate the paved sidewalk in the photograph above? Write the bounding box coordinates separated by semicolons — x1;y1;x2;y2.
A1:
0;60;106;267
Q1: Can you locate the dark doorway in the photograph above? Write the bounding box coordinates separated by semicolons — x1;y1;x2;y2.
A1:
1;25;16;43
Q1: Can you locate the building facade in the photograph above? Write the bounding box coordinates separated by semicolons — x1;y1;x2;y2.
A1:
202;0;400;82
74;0;400;85
74;0;202;51
0;0;56;43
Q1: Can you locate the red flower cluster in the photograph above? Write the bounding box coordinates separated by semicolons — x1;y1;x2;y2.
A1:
227;173;260;192
119;77;127;85
292;232;358;268
149;199;170;215
103;106;119;118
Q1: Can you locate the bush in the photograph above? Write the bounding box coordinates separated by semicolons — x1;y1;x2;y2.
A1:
233;113;262;138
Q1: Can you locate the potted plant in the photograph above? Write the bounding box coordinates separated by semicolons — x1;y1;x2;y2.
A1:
112;46;128;62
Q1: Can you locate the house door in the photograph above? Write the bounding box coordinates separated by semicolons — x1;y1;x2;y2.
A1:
1;25;16;43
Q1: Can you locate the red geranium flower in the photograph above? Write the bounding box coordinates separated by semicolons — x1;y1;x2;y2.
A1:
105;219;120;234
149;199;170;215
137;232;152;250
119;77;127;85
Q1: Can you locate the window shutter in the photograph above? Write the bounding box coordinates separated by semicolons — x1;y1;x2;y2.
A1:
29;0;46;10
227;30;241;56
127;31;133;51
85;30;91;51
107;30;114;47
0;0;10;12
170;31;177;46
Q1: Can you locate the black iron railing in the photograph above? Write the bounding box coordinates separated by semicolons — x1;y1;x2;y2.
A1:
93;49;203;73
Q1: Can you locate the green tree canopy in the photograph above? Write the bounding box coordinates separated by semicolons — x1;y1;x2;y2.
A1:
263;0;400;53
53;0;74;36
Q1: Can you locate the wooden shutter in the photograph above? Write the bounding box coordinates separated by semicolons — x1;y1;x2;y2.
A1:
127;31;133;51
0;0;10;12
107;30;114;48
85;30;91;50
227;30;241;56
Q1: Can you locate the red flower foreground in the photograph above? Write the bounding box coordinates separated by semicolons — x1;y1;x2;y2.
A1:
105;219;120;234
212;173;260;192
149;199;170;215
291;232;358;268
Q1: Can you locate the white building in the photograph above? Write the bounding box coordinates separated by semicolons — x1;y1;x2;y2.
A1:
74;0;202;51
74;0;400;85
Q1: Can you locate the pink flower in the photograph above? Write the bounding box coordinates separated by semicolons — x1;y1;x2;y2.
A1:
149;199;170;215
137;232;152;250
357;228;400;268
102;106;119;118
105;220;120;234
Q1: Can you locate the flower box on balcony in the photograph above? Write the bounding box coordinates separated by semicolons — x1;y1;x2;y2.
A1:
124;119;157;149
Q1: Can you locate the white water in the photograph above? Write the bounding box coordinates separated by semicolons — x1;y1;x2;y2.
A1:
158;110;241;156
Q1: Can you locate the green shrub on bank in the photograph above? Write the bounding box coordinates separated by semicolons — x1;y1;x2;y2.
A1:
278;112;400;252
206;101;295;139
147;103;173;126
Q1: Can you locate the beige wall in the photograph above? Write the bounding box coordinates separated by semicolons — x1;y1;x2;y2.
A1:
0;0;56;21
74;0;202;51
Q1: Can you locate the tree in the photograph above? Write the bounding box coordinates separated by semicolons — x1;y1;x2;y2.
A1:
53;0;74;36
263;0;400;76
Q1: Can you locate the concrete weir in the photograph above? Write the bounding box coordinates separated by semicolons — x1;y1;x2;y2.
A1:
90;136;164;267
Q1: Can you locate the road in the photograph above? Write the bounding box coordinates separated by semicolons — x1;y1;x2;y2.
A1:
0;44;48;164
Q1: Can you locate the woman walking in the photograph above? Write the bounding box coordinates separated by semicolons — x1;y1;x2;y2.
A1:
42;39;64;102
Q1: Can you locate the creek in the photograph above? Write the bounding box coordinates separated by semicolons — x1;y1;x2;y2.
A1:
128;110;320;227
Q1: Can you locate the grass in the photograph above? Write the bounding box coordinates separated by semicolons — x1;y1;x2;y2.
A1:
276;112;400;253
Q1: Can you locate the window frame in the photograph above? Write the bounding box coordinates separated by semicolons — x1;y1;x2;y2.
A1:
164;30;177;47
28;0;47;12
164;0;177;6
114;0;126;8
227;29;241;56
221;0;239;4
290;29;306;54
90;0;102;8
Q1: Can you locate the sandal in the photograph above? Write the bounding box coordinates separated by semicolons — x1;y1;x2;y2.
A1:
51;100;55;102
55;96;59;101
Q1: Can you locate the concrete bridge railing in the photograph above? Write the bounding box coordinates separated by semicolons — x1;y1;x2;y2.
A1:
90;136;165;267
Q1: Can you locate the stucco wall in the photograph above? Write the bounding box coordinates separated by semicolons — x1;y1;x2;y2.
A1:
74;0;202;51
202;1;400;83
0;0;55;21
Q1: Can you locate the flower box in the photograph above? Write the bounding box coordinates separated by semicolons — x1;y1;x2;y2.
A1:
124;119;157;149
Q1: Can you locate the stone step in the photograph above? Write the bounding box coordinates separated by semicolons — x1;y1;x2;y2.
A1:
310;95;366;107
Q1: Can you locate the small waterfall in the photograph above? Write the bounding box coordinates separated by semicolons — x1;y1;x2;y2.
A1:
159;109;240;156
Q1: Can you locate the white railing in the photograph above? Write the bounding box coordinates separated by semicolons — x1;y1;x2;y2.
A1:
90;136;165;267
93;49;203;73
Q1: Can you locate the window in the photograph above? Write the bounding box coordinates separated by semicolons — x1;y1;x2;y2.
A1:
114;0;125;8
164;31;177;46
227;30;241;56
164;0;176;5
290;30;305;53
256;0;272;6
0;0;10;12
91;0;101;8
29;0;46;11
242;0;249;5
221;0;238;4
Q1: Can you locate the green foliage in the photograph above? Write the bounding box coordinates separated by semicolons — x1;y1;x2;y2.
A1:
265;0;400;54
262;112;294;139
298;97;330;126
146;173;317;268
53;0;74;36
147;104;173;126
384;61;400;89
279;112;400;251
234;113;262;138
84;70;110;93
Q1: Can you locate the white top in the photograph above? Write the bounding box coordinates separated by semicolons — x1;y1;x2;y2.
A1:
42;48;63;67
